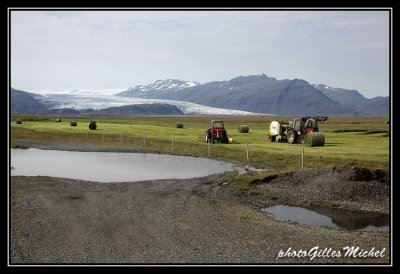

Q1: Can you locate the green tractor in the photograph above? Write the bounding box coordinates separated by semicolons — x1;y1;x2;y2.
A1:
268;116;328;147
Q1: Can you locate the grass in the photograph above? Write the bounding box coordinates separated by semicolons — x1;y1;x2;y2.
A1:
332;129;368;133
361;130;389;134
10;115;389;173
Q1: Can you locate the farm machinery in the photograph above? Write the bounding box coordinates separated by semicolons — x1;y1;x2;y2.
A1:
206;120;230;144
268;116;328;147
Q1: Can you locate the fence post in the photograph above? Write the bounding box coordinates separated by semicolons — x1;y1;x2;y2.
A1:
102;133;105;141
207;141;210;157
143;134;146;145
73;128;76;138
302;145;304;169
120;131;123;142
172;134;174;150
246;143;249;162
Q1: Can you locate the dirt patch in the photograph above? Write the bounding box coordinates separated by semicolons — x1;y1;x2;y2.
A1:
250;164;389;214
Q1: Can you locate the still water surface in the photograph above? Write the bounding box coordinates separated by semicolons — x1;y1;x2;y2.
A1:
11;148;235;182
262;205;389;232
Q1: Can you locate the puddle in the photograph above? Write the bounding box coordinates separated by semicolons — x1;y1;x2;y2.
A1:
261;205;389;232
11;148;237;183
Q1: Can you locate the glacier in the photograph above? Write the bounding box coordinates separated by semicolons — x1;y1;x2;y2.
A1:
39;93;273;116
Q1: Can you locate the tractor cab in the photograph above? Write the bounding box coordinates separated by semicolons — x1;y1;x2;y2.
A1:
293;116;323;134
212;120;224;129
292;117;307;133
206;120;229;144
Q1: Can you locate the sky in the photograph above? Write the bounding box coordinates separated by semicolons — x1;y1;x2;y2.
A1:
10;10;390;98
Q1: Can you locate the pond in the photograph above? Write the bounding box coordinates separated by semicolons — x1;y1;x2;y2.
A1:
11;148;236;183
261;205;389;232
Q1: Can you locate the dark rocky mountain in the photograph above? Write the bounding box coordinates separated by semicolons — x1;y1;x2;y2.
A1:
313;84;389;116
118;74;360;116
10;88;49;114
312;84;368;107
356;96;389;116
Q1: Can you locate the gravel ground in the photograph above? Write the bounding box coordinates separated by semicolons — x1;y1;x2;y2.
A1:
250;165;390;214
10;176;389;264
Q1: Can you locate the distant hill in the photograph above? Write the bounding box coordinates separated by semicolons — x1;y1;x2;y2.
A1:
357;96;389;116
10;88;49;115
117;75;360;116
313;84;389;116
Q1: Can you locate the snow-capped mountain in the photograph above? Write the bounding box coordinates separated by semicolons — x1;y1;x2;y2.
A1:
118;79;199;98
118;75;361;116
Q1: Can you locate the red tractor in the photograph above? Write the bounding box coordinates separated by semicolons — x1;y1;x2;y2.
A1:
206;120;229;144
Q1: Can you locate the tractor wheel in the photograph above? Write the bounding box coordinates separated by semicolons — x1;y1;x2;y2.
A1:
222;130;228;143
269;135;276;142
287;129;297;144
206;130;211;143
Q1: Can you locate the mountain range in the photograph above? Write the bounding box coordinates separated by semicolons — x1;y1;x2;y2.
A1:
312;84;389;116
10;74;389;116
118;74;389;116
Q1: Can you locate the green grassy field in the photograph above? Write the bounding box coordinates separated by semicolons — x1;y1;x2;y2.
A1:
10;115;390;172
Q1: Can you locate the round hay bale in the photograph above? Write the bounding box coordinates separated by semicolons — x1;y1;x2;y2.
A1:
304;132;325;147
89;121;97;130
16;119;23;124
176;123;184;128
70;121;77;127
238;125;249;133
56;118;62;122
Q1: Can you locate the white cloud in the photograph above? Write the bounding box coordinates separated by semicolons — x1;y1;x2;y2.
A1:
11;10;389;98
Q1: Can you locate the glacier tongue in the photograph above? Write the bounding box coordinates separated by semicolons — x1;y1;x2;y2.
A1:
40;93;272;116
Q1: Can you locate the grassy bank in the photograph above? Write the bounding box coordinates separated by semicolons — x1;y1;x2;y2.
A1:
11;115;389;172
